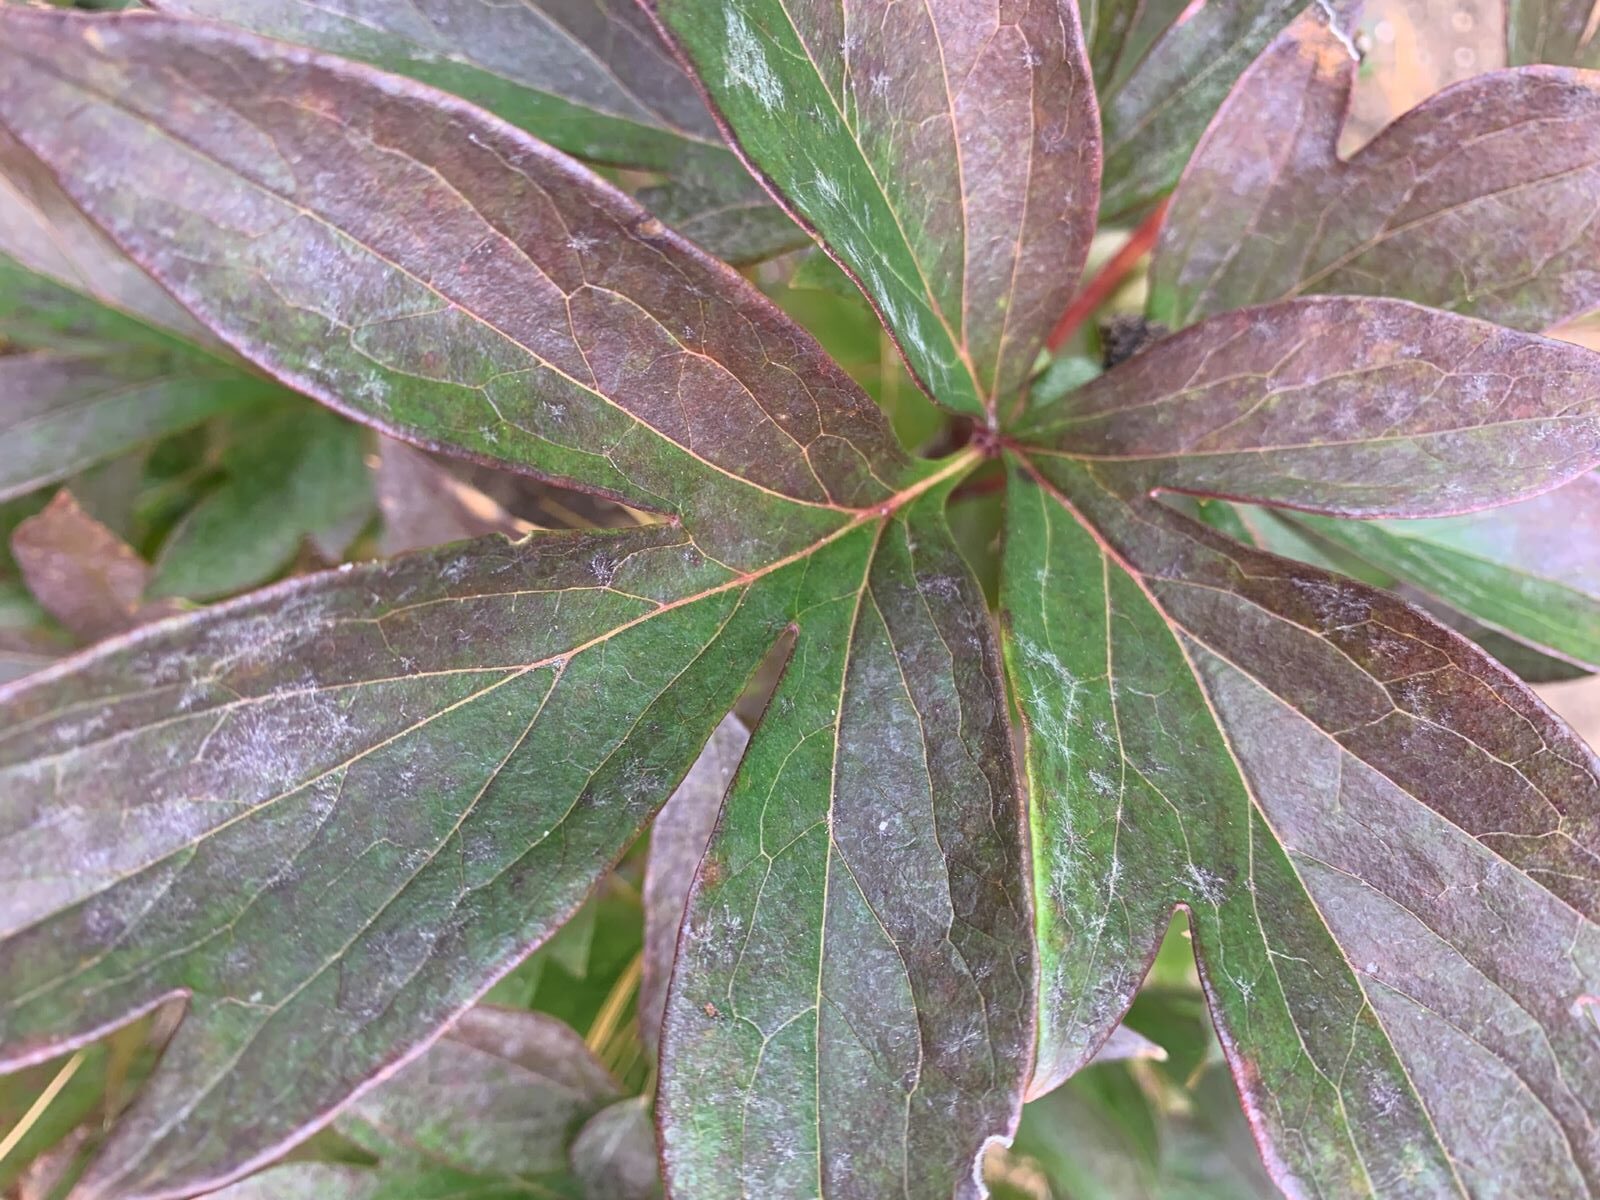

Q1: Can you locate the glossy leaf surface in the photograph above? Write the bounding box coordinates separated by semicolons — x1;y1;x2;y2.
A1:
1151;10;1600;331
151;0;805;265
660;485;1031;1200
648;0;1102;417
0;8;907;569
1022;296;1600;517
1004;451;1600;1196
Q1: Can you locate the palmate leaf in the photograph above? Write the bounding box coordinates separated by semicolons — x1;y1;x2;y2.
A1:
647;0;1102;418
1003;453;1600;1196
1149;10;1600;332
0;10;1030;1199
149;0;807;265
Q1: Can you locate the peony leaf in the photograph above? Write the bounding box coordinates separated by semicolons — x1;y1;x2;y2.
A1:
150;0;806;264
1151;10;1600;331
1004;449;1600;1196
1022;296;1600;518
647;0;1102;418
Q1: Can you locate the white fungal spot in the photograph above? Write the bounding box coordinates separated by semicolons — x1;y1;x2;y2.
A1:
725;9;784;111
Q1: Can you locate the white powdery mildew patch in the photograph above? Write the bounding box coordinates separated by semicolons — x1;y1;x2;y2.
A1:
201;689;356;794
725;8;784;112
1289;574;1373;628
1185;861;1227;907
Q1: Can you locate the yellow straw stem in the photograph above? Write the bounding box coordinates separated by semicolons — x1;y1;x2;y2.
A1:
585;951;643;1057
0;1049;87;1173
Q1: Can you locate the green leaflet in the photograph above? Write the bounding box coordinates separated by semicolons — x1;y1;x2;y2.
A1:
0;135;277;498
649;0;1101;418
659;484;1030;1199
151;0;807;265
150;405;375;601
1003;453;1600;1196
1287;476;1600;672
0;341;265;507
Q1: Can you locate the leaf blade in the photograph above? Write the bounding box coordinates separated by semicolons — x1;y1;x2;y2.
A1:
150;0;806;264
648;0;1101;416
1023;296;1600;517
0;8;909;566
658;484;1032;1198
1005;449;1600;1195
1151;11;1600;331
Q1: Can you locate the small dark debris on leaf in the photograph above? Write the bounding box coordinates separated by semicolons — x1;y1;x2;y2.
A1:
1100;315;1169;369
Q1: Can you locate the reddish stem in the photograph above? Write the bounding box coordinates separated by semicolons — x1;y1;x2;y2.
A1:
1046;198;1170;352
